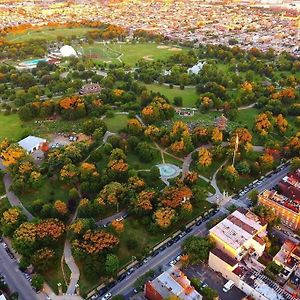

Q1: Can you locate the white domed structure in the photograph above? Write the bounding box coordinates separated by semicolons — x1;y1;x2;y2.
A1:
60;45;77;57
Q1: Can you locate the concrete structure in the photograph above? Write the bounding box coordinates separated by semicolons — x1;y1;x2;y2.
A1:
258;189;300;231
79;83;102;95
206;209;294;300
278;169;300;201
238;270;295;300
18;136;46;153
144;266;202;300
209;208;267;261
273;240;300;280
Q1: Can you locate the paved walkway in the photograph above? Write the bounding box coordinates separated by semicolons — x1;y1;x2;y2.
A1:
3;173;34;221
64;240;80;295
95;209;127;226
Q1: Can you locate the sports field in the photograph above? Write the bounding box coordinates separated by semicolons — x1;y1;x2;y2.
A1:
78;42;186;65
6;27;93;42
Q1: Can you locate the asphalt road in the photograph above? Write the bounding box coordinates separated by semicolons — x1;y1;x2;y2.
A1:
106;210;224;298
0;244;39;300
102;164;291;299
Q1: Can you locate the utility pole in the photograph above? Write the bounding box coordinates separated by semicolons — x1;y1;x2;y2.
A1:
232;134;239;167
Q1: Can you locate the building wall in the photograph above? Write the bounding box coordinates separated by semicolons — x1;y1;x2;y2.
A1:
144;282;163;300
208;252;240;285
238;280;268;300
258;196;300;231
209;233;239;259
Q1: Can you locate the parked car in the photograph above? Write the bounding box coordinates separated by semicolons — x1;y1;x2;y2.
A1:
101;292;112;300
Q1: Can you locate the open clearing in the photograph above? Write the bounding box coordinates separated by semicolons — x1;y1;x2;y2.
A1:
144;83;198;107
79;42;187;65
6;27;93;42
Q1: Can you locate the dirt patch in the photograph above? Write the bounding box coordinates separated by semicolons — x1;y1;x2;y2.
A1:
168;47;182;52
157;45;169;49
143;55;154;61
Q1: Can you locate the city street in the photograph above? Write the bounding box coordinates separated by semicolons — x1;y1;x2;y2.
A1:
101;164;291;299
0;243;40;300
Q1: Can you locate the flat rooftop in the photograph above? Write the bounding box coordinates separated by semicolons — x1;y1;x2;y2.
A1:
209;209;265;250
242;270;296;300
260;190;300;214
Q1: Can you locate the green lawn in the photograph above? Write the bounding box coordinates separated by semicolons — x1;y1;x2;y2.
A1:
79;42;187;65
0;198;11;216
6;26;93;42
144;83;198;107
20;179;69;216
42;245;67;294
0;173;5;195
163;152;183;167
193;159;225;180
127;148;162;170
104;114;129;133
0;113;25;141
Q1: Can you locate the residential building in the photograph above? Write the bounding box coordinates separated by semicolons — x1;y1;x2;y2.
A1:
258;189;300;231
18;136;47;153
278;169;300;200
144;266;202;300
206;209;294;300
273;240;300;280
209;208;267;261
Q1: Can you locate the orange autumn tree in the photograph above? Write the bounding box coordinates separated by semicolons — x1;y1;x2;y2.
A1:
241;81;253;93
54;200;68;216
255;113;273;136
135;190;156;213
231;128;253;152
198;147;212;167
260;153;274;170
111;220;124;234
72;230;119;254
275;114;288;133
1;144;26;167
127;118;143;135
154;207;176;229
36;218;65;241
211;127;223;144
160;185;193;209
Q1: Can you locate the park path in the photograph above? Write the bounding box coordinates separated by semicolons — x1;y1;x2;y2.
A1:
0;161;34;220
64;240;80;295
95;209;127;226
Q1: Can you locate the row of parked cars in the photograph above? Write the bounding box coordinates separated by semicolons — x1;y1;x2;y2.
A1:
235;162;289;200
1;239;15;260
91;208;219;300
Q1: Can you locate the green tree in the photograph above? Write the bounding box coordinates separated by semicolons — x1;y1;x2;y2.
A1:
182;236;214;264
202;286;218;300
31;274;44;291
105;254;119;276
248;189;259;205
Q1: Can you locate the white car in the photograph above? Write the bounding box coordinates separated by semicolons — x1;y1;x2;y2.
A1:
101;292;112;300
169;260;177;266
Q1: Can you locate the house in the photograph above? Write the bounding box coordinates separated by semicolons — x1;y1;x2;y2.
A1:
18;136;46;153
145;266;202;300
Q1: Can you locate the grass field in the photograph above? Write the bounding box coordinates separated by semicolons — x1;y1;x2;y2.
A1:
144;83;198;107
104;114;129;132
79;42;186;65
0;113;25;141
20;179;69;216
6;27;93;42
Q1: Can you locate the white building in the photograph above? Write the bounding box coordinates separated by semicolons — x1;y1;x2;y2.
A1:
60;45;78;57
187;61;206;75
18;136;46;153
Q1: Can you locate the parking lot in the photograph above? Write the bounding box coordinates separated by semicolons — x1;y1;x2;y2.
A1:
183;264;246;300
